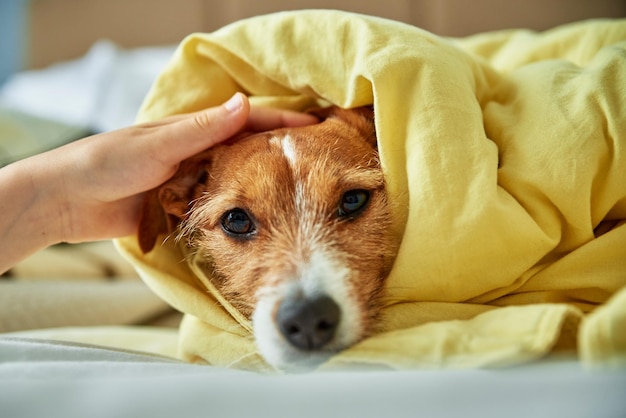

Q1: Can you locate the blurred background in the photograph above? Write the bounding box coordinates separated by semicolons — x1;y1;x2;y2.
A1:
3;0;625;81
0;0;624;168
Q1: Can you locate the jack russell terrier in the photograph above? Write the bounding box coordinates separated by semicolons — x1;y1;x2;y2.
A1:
138;106;398;371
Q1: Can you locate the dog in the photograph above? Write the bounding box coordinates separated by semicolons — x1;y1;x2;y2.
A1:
138;106;398;371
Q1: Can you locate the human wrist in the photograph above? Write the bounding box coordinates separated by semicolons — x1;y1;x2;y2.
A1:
23;152;75;245
1;156;66;252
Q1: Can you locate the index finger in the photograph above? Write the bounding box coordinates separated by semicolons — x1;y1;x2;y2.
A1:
244;106;319;132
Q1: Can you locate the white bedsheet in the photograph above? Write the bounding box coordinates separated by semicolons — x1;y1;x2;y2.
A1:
1;337;624;418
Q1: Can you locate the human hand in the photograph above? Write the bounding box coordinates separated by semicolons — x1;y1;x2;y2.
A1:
58;93;319;243
0;93;317;272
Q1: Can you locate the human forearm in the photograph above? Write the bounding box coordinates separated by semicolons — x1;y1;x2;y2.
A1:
0;158;64;274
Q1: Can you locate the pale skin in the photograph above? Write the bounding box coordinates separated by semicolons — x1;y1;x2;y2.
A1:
0;93;318;274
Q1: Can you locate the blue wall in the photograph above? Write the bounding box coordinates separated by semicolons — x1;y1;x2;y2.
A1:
0;0;28;86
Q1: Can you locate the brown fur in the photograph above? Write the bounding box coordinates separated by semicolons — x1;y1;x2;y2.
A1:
138;106;398;363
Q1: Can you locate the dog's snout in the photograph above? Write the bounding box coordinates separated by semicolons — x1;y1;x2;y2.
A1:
276;295;340;351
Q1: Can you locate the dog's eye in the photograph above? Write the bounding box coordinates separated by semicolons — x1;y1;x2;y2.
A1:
338;190;370;217
221;209;255;236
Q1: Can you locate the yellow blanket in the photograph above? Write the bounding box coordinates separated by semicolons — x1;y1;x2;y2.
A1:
117;11;626;371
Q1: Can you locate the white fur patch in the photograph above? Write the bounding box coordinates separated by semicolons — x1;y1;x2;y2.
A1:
276;133;307;229
252;247;362;371
298;249;362;349
280;134;298;167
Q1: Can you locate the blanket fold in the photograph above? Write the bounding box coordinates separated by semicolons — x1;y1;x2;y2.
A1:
117;11;626;370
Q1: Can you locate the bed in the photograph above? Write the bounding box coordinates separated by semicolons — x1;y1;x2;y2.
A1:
2;337;625;418
1;10;625;417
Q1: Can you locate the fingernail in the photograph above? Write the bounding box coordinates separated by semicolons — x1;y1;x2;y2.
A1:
224;93;243;113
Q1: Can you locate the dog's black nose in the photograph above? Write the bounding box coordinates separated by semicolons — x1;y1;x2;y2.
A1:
276;295;340;351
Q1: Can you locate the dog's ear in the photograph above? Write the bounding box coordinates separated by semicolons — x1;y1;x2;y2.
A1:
138;189;171;254
308;105;377;148
137;154;211;254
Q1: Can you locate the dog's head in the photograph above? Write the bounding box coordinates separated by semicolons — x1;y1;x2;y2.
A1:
138;106;397;371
